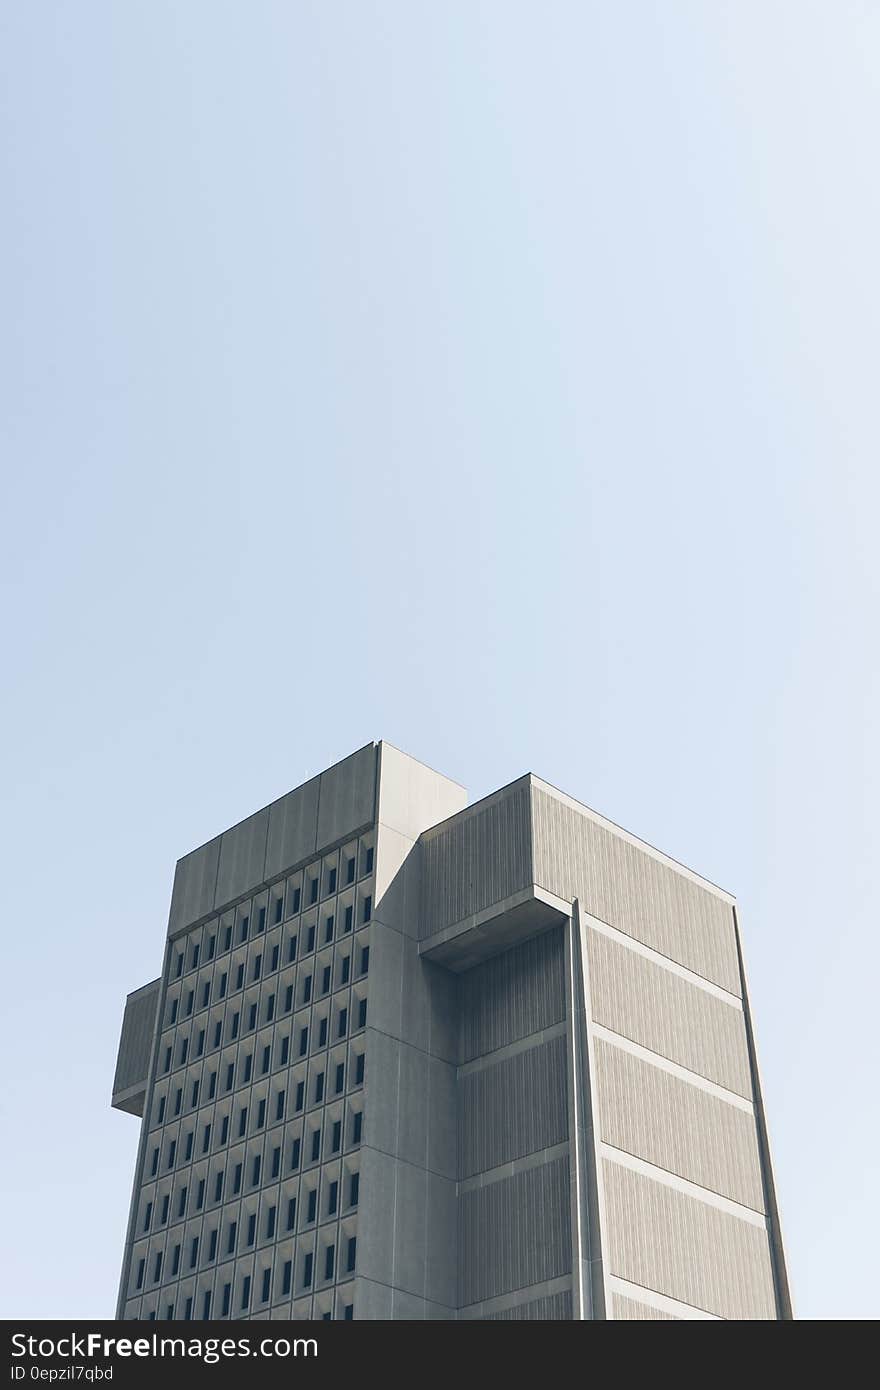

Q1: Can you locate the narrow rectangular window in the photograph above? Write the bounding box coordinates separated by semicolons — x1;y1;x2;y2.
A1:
286;1197;296;1231
328;1180;338;1215
315;1072;324;1103
290;1137;301;1170
174;1086;182;1116
227;1221;237;1254
303;974;312;1003
331;1119;341;1153
207;934;215;961
190;1236;198;1268
280;1034;290;1064
347;1235;357;1272
325;1244;335;1280
248;1002;257;1031
271;1145;280;1178
225;1062;234;1092
244;1053;252;1082
213;1021;222;1048
143;1201;153;1232
276;1089;285;1121
257;906;266;933
202;982;210;1008
341;955;350;984
261;1267;271;1303
161;1194;169;1224
150;1147;159;1177
178;1185;188;1217
352;1112;362;1144
321;965;331;995
299;1027;308;1057
191;943;200;969
208;1069;217;1099
208;1226;217;1260
359;945;370;975
241;1275;251;1310
220;1115;229;1144
223;924;232;951
222;1282;231;1317
284;985;293;1013
309;878;318;905
274;896;283;925
266;1204;276;1238
219;971;227;998
338;1007;348;1039
252;1155;261;1186
247;1212;256;1245
214;1170;223;1202
311;1129;321;1163
292;887;301;914
135;1259;145;1290
346;857;355;884
196;1178;205;1210
324;915;334;944
350;1172;359;1207
233;1163;242;1194
344;905;353;933
238;1106;247;1137
355;1053;365;1085
202;1290;211;1319
163;1046;171;1074
287;935;297;964
240;914;249;942
230;1012;239;1041
365;846;374;873
307;1189;317;1222
362;895;372;923
295;1080;304;1111
253;954;262;981
328;867;337;894
271;943;279;970
266;993;275;1022
335;1062;344;1093
175;952;184;979
262;1044;271;1074
171;1244;180;1275
256;1098;266;1129
318;1016;328;1047
282;1260;292;1295
185;990;194;1017
303;1253;313;1289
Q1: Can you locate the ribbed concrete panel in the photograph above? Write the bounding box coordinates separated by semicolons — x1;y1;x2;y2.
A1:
316;743;376;848
603;1160;777;1319
588;929;752;1098
532;787;740;995
264;774;321;880
594;1038;764;1211
486;1291;573;1320
458;928;565;1064
421;779;532;939
458;1156;571;1306
612;1295;677;1320
112;981;160;1098
458;1034;568;1179
167;838;221;936
214;806;270;908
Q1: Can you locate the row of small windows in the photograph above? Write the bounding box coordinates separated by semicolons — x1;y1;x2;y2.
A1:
155;1012;367;1128
151;1055;366;1167
173;847;374;980
140;1168;360;1249
167;941;369;1031
136;1233;358;1307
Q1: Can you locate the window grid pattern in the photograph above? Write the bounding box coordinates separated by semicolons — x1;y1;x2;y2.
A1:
123;833;374;1322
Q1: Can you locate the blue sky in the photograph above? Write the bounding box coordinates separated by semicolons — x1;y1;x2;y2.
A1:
1;3;877;1320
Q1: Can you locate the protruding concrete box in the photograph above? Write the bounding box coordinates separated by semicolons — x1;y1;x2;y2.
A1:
111;979;160;1116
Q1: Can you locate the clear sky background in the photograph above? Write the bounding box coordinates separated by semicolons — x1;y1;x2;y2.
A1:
1;3;877;1321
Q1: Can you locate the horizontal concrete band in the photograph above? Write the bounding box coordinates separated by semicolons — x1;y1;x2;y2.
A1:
600;1143;767;1227
457;1274;574;1320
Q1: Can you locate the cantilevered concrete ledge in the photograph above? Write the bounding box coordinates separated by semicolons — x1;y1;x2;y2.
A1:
418;886;571;971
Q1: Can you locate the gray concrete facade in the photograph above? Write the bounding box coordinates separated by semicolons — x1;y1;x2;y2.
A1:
113;742;791;1320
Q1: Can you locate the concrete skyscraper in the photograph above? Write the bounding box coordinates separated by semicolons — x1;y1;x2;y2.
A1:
112;741;791;1320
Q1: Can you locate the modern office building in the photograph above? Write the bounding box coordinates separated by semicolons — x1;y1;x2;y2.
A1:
112;741;791;1320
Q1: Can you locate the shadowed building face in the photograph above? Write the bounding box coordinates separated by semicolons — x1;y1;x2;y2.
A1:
112;741;791;1320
